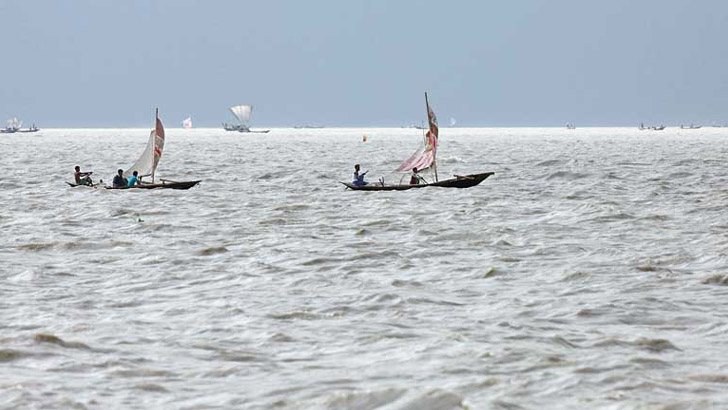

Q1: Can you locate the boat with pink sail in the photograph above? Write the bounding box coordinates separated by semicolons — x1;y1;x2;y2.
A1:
106;109;200;190
342;93;493;191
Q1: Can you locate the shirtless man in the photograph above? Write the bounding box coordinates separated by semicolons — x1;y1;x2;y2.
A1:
74;165;93;186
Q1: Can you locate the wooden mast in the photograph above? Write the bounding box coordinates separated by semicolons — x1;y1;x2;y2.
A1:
152;108;158;183
425;92;439;182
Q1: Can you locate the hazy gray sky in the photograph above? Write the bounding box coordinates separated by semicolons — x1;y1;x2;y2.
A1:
1;0;727;127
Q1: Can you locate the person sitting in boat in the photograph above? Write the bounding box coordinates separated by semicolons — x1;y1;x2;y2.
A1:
74;165;93;186
127;171;141;187
112;169;127;188
352;164;368;186
410;167;423;185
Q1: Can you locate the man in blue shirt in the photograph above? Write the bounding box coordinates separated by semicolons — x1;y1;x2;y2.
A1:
127;171;140;187
352;164;368;186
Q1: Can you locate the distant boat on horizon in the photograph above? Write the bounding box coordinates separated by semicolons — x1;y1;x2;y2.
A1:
639;122;665;131
566;123;576;130
1;117;21;133
1;117;39;133
680;123;701;129
401;122;427;130
293;124;324;129
223;104;269;133
182;116;192;129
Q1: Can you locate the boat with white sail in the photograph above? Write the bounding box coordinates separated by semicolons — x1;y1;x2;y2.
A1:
343;93;493;191
222;104;269;133
2;118;40;133
106;109;200;190
182;116;192;129
1;118;22;133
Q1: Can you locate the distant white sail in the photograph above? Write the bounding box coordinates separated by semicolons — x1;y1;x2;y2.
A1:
6;118;21;129
125;110;166;181
182;116;192;129
449;117;457;126
230;105;253;122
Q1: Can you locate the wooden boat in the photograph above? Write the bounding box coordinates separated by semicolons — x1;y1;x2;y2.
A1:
68;180;200;190
223;104;269;133
66;181;98;188
107;109;200;190
1;118;22;133
222;123;270;133
343;93;493;191
105;180;201;190
343;172;494;191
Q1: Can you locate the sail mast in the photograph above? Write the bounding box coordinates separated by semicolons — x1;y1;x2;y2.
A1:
426;92;438;182
152;108;158;183
394;93;439;174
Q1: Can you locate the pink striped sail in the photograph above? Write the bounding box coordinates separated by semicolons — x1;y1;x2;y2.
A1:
395;93;439;172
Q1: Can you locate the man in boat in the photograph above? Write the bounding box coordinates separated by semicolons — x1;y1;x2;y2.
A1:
127;171;140;187
112;169;127;188
410;167;425;185
74;165;93;186
352;164;368;186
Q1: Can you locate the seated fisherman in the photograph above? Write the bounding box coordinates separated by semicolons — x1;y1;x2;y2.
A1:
409;167;423;185
127;171;140;187
112;169;128;188
74;165;93;186
352;164;368;186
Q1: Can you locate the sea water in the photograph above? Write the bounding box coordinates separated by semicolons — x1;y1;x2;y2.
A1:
2;127;728;409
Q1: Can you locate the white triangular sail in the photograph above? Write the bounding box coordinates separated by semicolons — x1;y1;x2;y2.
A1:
125;110;166;181
182;116;192;128
229;105;253;123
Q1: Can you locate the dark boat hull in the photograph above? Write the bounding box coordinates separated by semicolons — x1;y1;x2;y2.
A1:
105;180;201;190
66;182;97;188
342;172;494;191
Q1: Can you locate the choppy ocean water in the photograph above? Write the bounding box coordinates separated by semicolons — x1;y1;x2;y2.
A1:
2;127;728;409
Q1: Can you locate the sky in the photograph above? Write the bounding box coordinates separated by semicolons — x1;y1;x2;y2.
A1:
1;0;727;127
